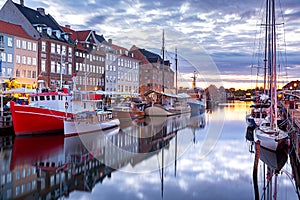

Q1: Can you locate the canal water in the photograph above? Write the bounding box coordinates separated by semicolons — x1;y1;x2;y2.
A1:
0;101;298;200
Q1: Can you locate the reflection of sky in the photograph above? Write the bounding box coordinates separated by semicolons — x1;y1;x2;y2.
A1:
68;101;297;200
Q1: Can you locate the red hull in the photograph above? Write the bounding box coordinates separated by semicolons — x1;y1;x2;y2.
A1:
10;101;73;135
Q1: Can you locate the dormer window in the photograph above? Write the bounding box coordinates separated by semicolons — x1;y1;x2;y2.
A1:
54;30;61;38
47;27;52;36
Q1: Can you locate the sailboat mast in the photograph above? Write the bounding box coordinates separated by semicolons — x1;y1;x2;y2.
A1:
175;48;178;95
162;30;165;93
272;0;278;129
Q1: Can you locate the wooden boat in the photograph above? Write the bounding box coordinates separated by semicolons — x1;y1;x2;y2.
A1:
143;90;191;116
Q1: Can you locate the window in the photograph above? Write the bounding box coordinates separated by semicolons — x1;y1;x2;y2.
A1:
27;57;31;65
51;61;55;73
16;55;20;64
16;39;21;48
22;41;26;49
27;42;32;50
68;47;72;57
22;56;26;64
7;37;13;47
1;52;5;62
57;63;61;74
68;63;72;75
7;54;12;63
51;43;55;53
57;44;61;54
16;69;20;77
62;45;66;55
32;58;37;66
41;59;46;72
27;70;31;78
32;71;36;78
22;70;26;77
33;43;37;51
41;41;46;52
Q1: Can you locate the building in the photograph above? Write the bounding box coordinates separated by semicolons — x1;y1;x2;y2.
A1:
0;20;38;88
0;0;75;90
110;41;139;95
282;80;300;91
129;45;174;95
61;26;105;91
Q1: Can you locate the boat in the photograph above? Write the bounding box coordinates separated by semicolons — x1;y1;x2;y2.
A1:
10;90;74;135
245;94;270;127
109;98;145;121
64;109;120;137
252;0;289;151
186;72;206;114
143;90;191;116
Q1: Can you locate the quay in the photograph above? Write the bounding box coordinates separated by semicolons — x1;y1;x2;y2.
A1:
0;112;13;134
284;101;300;193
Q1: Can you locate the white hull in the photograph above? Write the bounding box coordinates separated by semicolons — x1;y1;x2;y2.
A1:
64;118;120;136
254;128;288;151
145;105;191;116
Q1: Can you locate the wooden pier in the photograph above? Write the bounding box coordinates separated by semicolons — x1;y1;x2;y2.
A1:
0;112;13;134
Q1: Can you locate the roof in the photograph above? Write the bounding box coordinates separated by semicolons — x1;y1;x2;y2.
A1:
14;3;61;31
61;26;86;51
95;33;107;44
0;20;34;40
139;48;161;63
13;2;72;43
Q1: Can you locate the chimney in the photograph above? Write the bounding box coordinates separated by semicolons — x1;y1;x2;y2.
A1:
37;8;45;16
108;39;112;44
20;0;24;6
65;25;71;29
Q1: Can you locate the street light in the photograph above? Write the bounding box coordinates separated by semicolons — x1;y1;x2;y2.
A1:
60;50;66;89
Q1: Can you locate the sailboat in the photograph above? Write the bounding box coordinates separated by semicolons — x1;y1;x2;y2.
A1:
253;0;288;151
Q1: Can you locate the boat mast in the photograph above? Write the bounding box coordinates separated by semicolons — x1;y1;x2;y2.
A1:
271;0;278;129
175;48;178;95
162;29;165;93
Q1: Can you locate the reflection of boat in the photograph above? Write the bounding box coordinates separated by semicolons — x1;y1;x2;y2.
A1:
260;146;288;171
10;135;65;170
188;112;206;129
64;110;120;136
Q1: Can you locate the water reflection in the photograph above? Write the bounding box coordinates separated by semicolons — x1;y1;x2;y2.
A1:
0;112;206;199
0;102;299;200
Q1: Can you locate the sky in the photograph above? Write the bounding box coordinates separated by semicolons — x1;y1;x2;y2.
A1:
1;0;300;89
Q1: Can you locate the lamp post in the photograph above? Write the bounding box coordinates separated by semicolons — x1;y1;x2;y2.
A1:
60;50;66;89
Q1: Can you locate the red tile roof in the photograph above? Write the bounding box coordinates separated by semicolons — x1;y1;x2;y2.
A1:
61;26;86;51
0;20;34;40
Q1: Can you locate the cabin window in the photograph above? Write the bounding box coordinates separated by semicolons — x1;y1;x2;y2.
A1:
65;97;67;101
31;97;34;101
46;96;50;100
52;95;56;100
35;96;38;101
40;96;45;101
59;95;62;100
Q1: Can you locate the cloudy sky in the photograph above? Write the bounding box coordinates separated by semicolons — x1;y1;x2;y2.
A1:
1;0;299;89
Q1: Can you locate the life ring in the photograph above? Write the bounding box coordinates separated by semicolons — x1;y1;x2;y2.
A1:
65;102;69;109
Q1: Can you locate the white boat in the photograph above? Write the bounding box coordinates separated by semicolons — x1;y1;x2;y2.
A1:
64;110;120;137
253;0;288;151
254;118;288;151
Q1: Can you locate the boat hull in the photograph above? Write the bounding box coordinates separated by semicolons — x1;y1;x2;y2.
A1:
10;101;73;136
254;128;288;151
64;118;120;137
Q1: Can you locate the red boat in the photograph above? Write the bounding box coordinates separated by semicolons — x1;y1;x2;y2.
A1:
10;91;73;136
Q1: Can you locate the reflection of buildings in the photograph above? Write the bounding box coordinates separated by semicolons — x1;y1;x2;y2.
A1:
1;113;206;199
